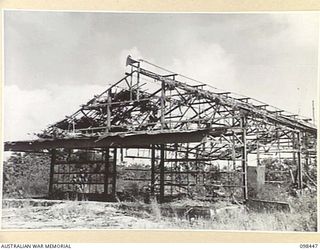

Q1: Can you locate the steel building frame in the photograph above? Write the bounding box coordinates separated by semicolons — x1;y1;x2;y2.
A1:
4;56;317;202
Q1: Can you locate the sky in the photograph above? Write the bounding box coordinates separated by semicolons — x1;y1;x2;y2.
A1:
3;11;319;141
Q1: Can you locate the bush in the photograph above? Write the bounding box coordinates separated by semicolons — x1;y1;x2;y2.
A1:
3;152;50;198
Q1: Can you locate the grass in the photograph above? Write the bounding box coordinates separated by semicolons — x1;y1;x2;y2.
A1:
141;188;317;232
147;204;316;231
150;197;162;221
2;190;316;231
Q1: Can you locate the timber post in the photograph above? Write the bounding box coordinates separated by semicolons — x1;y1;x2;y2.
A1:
48;149;56;198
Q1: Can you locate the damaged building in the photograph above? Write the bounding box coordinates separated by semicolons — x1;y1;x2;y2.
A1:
4;56;317;203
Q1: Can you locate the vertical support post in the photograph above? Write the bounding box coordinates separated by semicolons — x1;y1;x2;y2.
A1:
232;131;236;170
241;116;248;200
170;159;173;196
175;144;180;193
304;132;310;169
130;66;133;101
137;62;140;101
297;131;303;189
106;89;111;132
186;144;189;194
120;148;124;162
195;149;198;184
292;132;296;165
160;81;165;130
277;128;281;162
291;132;298;184
159;144;165;203
49;149;56;198
231;111;236;170
104;148;110;199
112;148;117;199
151;145;156;196
202;142;205;185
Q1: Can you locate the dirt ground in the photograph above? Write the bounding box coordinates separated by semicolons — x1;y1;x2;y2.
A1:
1;199;170;230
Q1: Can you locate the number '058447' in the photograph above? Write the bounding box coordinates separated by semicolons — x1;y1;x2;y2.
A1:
300;244;318;248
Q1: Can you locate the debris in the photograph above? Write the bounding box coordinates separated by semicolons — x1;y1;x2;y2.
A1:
246;199;290;213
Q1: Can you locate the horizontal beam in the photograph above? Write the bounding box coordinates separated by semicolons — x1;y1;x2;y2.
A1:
4;129;210;152
165;158;212;162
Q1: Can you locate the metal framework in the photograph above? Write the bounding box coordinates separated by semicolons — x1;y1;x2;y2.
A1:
4;56;317;202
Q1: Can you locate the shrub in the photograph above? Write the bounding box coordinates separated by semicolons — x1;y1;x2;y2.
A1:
3;153;50;198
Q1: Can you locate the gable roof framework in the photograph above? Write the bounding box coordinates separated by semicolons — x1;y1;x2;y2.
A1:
5;56;317;160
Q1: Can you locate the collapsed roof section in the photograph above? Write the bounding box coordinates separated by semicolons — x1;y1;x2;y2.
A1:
41;56;316;139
